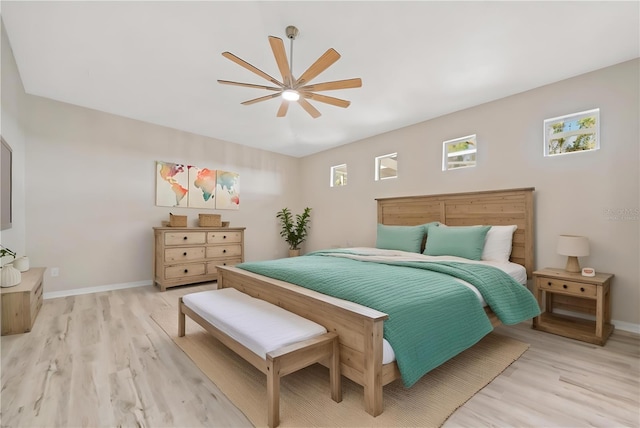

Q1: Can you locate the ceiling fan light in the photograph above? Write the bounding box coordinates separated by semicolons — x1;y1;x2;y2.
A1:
282;89;300;101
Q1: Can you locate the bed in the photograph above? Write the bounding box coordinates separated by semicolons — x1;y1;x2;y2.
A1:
216;187;536;416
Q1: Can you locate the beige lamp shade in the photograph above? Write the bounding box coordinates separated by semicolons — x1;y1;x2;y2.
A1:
557;235;590;273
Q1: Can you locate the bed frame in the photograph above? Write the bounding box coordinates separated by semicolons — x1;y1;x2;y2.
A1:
217;187;535;416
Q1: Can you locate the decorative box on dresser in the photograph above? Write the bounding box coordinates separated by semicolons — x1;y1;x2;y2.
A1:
532;267;614;345
154;226;245;291
1;267;45;335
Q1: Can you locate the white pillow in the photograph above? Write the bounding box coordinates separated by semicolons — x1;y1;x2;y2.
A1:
481;225;517;262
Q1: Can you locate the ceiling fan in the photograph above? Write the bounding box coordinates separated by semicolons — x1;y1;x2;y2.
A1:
218;25;362;119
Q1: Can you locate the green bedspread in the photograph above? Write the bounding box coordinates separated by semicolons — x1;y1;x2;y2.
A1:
237;249;540;387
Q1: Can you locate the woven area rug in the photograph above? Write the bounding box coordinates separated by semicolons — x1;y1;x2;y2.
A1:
151;308;529;427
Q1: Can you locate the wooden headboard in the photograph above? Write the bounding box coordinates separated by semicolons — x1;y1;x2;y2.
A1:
376;187;535;278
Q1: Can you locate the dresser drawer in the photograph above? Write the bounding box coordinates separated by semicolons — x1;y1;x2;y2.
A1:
208;231;242;244
207;258;242;273
165;247;205;262
206;244;242;258
164;232;206;246
165;263;206;279
537;277;597;297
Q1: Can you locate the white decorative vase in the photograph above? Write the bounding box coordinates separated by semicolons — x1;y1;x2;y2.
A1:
1;264;22;288
13;256;30;272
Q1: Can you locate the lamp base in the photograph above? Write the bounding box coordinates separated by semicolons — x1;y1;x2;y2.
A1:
565;256;581;273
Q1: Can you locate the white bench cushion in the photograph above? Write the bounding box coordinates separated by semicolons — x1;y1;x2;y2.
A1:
182;288;327;359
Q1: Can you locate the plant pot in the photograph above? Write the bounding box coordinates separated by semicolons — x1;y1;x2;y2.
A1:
13;256;30;272
288;249;301;257
1;263;22;288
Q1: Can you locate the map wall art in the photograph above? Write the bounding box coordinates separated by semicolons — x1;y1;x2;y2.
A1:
155;161;240;210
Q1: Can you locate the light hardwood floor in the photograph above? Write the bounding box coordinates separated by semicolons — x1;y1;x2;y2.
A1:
1;283;638;427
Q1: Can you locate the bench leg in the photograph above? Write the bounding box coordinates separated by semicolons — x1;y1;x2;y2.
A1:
178;300;186;337
267;357;281;428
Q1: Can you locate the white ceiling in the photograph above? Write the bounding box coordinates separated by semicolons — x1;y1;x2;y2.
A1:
2;1;638;157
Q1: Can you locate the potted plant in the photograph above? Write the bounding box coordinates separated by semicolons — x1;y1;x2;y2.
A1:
276;207;312;257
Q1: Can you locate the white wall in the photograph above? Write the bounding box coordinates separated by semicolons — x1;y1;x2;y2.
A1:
300;59;640;327
0;20;27;258
22;96;302;294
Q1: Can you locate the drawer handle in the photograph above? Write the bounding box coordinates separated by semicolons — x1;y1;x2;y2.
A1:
563;284;568;289
223;235;227;239
580;287;585;292
183;252;187;256
184;269;188;273
183;236;188;240
223;249;227;253
547;282;552;286
223;262;227;266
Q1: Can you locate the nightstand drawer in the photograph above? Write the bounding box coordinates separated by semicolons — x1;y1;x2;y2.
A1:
537;277;597;297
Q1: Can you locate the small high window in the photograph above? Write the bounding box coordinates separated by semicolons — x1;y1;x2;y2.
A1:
443;135;477;170
330;164;348;187
375;153;398;180
544;109;599;156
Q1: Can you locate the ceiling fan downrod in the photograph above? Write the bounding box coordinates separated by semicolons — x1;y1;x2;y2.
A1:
286;25;299;80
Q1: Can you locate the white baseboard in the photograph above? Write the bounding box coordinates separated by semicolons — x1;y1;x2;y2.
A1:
553;309;640;335
43;280;153;300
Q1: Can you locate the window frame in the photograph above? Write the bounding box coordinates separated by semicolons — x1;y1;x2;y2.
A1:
442;134;477;171
330;163;348;187
375;152;398;181
543;108;600;157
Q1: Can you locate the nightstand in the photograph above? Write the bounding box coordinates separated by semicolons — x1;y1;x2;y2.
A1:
1;267;45;335
532;267;614;345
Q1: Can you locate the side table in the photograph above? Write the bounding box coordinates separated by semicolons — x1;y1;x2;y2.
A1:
532;267;613;345
1;267;45;335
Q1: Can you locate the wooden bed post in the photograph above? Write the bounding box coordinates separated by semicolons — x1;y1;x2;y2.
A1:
363;319;384;416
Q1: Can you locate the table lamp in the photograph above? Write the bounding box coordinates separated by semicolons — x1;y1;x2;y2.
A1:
557;235;590;273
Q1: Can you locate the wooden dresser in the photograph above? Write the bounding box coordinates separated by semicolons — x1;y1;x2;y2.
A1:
1;267;45;335
153;226;245;291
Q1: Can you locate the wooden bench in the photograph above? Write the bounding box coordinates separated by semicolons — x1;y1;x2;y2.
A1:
178;288;342;428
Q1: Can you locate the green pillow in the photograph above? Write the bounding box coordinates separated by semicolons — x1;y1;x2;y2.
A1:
421;221;441;235
376;224;426;253
423;225;491;260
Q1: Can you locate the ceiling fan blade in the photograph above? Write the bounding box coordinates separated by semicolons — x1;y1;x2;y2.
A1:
297;97;322;118
302;92;351;108
277;100;289;117
300;78;362;92
241;92;282;106
222;52;284;88
218;80;281;91
268;36;293;87
295;48;341;86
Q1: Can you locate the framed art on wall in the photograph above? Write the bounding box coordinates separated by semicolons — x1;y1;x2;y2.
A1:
1;137;12;230
155;161;240;210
